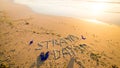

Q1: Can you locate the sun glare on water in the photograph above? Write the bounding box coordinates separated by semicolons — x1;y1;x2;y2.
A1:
87;0;108;16
90;3;106;16
84;0;108;24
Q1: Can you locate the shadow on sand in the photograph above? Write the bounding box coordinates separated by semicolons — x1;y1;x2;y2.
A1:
30;56;44;68
36;56;44;68
67;57;75;68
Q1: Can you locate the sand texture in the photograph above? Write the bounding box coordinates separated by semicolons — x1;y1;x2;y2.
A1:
0;0;120;68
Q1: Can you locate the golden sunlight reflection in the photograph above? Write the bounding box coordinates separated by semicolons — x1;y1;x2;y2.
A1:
84;19;107;25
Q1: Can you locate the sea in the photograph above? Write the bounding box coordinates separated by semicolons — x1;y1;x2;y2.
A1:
13;0;120;25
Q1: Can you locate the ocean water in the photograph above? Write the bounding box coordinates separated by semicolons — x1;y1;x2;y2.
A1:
13;0;120;25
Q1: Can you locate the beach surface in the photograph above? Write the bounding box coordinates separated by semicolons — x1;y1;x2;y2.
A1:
0;0;120;68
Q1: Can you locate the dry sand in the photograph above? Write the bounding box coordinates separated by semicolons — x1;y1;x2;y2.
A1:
0;0;120;68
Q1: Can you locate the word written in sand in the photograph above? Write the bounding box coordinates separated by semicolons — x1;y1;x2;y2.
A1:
36;35;80;49
35;35;86;60
53;44;87;60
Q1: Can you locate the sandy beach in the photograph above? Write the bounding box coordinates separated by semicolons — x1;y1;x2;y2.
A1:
0;0;120;68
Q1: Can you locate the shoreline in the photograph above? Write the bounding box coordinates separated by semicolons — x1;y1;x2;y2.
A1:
12;0;120;26
2;0;120;27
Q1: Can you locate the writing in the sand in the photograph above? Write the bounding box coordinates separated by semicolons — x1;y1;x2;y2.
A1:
36;35;79;49
36;35;86;60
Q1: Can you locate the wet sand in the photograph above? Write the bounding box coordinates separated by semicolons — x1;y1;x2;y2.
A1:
0;0;120;68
